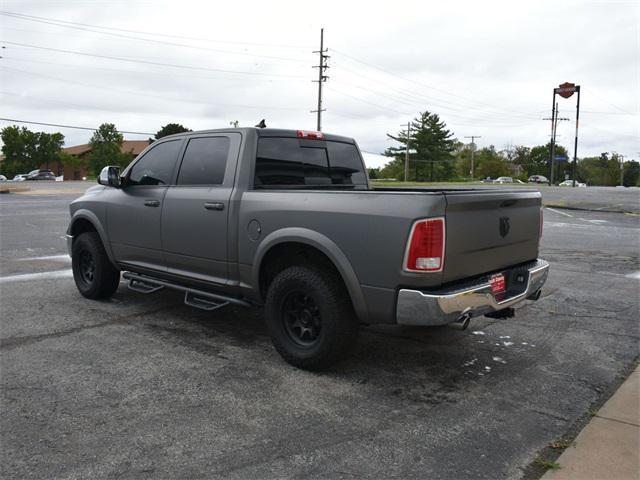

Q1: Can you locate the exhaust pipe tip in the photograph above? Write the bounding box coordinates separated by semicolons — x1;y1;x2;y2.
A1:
449;312;472;330
527;289;542;301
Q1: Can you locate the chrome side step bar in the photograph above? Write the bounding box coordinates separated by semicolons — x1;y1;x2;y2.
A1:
122;271;251;311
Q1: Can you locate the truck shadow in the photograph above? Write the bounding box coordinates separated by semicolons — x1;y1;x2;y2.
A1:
137;291;500;405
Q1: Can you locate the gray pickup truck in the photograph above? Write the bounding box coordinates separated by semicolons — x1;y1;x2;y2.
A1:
67;128;548;369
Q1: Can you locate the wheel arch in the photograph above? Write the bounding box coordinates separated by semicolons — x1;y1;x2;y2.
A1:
68;210;117;267
253;228;368;322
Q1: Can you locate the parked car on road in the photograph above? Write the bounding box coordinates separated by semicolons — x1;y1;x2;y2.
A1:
12;174;28;182
559;180;586;187
0;174;6;182
26;169;56;181
528;175;549;184
494;176;514;184
67;128;549;369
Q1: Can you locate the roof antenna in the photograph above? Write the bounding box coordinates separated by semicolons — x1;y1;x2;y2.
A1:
255;119;267;128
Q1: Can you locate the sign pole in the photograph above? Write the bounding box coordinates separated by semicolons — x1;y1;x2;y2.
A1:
548;90;557;186
550;102;560;185
571;86;581;188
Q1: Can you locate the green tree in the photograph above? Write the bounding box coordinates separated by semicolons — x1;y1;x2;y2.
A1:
379;157;405;180
577;153;622;186
526;143;569;181
623;160;640;187
34;131;65;170
367;167;380;179
453;141;474;179
386;111;456;181
89;123;126;175
0;126;64;177
59;150;83;175
475;146;509;179
152;123;191;142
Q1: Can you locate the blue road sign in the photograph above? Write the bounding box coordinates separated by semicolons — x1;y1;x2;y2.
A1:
555;155;568;161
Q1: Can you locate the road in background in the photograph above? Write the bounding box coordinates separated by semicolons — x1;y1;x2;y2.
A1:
1;186;638;479
5;180;640;213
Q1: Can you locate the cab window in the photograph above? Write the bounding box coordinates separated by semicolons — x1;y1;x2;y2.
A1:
128;140;182;186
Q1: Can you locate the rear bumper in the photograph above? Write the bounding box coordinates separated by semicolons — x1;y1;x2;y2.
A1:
396;259;549;326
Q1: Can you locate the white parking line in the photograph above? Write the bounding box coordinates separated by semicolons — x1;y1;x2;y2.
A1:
579;218;608;225
545;207;573;218
0;269;73;284
16;254;70;262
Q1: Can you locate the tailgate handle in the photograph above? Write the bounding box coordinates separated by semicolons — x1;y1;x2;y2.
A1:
204;202;225;211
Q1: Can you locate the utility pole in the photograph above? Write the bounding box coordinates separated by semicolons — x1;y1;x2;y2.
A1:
543;104;569;185
403;122;411;182
311;28;329;131
464;135;481;180
619;154;625;186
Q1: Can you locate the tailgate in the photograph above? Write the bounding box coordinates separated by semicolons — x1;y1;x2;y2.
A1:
443;190;541;283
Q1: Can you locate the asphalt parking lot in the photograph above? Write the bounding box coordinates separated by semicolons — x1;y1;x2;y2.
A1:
1;184;638;479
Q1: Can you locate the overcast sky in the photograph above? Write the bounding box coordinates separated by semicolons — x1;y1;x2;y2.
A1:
0;0;638;169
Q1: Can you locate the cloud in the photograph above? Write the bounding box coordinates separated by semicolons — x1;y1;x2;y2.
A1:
0;0;637;160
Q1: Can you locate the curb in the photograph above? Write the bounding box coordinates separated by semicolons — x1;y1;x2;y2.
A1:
0;185;31;194
542;202;639;215
541;366;640;479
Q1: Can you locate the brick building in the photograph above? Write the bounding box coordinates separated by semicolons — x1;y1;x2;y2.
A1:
53;140;150;180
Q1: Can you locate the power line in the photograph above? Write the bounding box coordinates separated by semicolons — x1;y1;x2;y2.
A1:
331;49;540;118
1;66;305;112
0;56;278;83
0;11;308;63
0;11;312;50
331;60;540;121
0;118;153;135
584;87;636;116
1;41;307;79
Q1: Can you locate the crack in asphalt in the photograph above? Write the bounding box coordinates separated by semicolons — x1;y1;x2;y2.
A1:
0;304;180;351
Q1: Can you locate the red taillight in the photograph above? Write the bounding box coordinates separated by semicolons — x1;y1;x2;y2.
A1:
540;208;544;238
404;218;445;272
297;130;325;140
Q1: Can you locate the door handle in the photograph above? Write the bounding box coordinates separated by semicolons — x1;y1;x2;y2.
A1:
144;199;160;207
204;202;225;211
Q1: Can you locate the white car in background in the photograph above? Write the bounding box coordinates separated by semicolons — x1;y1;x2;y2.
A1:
0;175;7;182
12;174;28;182
559;180;586;187
494;176;514;184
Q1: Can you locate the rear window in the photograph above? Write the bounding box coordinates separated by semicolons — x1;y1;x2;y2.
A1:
255;137;367;188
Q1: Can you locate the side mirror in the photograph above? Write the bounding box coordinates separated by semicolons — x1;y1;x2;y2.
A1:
98;166;121;188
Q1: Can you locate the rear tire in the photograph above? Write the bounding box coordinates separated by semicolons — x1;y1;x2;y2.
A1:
265;265;358;370
72;232;120;299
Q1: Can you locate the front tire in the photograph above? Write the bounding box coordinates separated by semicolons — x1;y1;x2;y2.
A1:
72;232;120;299
265;265;358;370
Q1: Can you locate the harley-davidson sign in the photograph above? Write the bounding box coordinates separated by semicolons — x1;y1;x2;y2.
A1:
555;82;577;98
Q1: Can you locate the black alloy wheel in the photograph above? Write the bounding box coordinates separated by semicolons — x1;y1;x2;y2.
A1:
282;291;322;347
